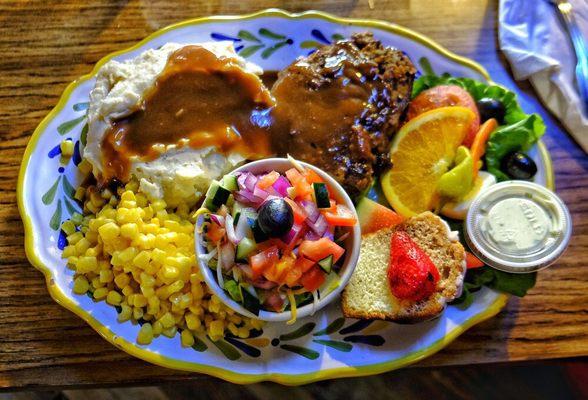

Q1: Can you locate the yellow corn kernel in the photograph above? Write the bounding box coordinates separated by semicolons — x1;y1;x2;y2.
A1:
106;290;122;306
122;285;134;297
120;223;139;239
208;320;224;339
76;256;98;273
167;280;184;295
250;319;264;330
67;231;84;245
99;269;114;283
136;323;153;345
114;273;130;289
120;200;137;209
178;293;192;309
152;320;163;335
62;245;77;258
132;250;151;269
90;191;105;208
227;323;239;337
119;247;137;263
151;199;167;211
147;296;160;315
93;287;108;300
61;220;76;236
133;307;144;320
140;272;156;287
228;314;242;325
180;329;195;348
120;190;135;202
133;294;148;308
78;158;92;175
237;327;250;339
73;276;90;294
98;222;120;242
85;247;99;258
74;187;86;202
161;326;177;338
185;312;201;331
118;303;132;322
162;265;179;280
91;276;104;289
74;237;90;255
158;312;175;329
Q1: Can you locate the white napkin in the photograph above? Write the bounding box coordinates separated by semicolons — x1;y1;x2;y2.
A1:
499;0;588;152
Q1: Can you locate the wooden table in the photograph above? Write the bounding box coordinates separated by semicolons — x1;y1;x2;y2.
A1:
1;0;587;391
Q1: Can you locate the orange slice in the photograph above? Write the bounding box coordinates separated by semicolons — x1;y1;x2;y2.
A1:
381;106;476;217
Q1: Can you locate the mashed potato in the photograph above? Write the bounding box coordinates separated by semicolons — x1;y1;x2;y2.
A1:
84;41;266;206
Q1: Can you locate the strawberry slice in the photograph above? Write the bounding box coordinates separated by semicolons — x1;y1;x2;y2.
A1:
387;231;440;301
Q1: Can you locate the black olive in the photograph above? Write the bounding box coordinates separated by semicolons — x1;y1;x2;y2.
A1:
476;98;506;124
501;151;537;180
257;198;294;238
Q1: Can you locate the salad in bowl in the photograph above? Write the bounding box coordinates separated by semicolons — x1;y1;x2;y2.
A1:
194;158;361;323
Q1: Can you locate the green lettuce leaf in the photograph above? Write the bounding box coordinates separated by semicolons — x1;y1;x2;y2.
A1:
412;73;546;182
485;115;543;181
452;266;536;308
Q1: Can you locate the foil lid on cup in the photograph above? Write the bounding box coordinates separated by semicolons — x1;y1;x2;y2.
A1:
464;181;572;273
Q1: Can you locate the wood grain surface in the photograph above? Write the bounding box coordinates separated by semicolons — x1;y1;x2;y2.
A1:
1;0;587;390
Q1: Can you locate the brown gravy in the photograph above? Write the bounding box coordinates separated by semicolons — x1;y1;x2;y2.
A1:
101;45;275;181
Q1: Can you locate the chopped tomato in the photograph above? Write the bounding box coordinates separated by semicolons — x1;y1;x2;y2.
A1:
465;251;485;269
407;85;480;146
300;266;326;292
286;168;312;199
250;246;279;279
284;197;307;224
303;168;323;184
284;256;313;287
206;223;225;243
296;256;315;273
299;237;345;263
264;254;296;284
256;171;280;190
324;204;357;227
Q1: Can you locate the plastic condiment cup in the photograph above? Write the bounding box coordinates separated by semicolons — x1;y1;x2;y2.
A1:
464;180;572;273
194;158;361;322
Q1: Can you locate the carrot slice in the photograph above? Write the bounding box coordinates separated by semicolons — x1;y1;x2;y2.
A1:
465;251;485;269
471;118;498;178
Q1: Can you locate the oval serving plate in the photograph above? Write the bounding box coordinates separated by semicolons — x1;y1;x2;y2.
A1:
17;9;554;385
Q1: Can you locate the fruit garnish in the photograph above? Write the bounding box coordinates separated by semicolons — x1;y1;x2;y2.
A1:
437;146;474;199
381;106;476;217
407;85;480;146
356;197;403;234
440;171;496;220
387;231;440;301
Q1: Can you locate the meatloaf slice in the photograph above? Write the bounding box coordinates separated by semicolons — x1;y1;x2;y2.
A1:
270;32;416;198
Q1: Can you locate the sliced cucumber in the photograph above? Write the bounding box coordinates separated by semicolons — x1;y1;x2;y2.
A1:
224;279;243;302
241;286;261;316
222;174;239;192
320;271;341;297
204;180;231;211
313;182;330;208
236;237;257;261
318;254;333;273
